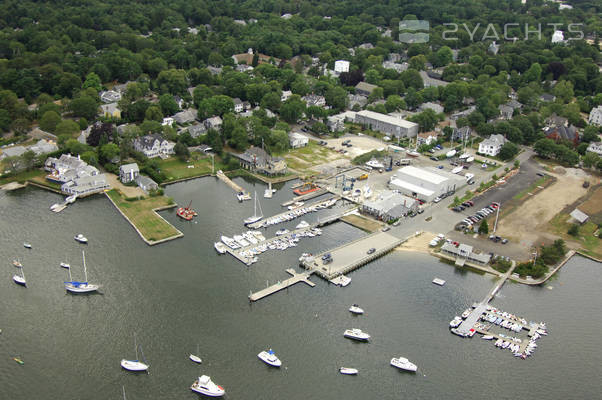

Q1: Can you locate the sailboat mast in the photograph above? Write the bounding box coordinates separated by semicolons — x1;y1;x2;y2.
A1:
134;333;139;360
253;191;257;217
122;386;127;400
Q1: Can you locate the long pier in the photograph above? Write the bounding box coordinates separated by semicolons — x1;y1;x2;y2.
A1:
216;170;244;193
249;269;315;301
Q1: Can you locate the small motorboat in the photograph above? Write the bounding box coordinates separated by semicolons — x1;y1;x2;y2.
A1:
349;304;364;315
390;357;417;372
65;194;77;204
257;349;282;367
432;278;446;286
189;354;202;364
343;329;370;341
12;260;22;267
461;309;471;319
191;375;225;397
60;262;70;269
339;367;358;375
23;243;32;249
74;234;88;244
214;242;227;254
295;221;310;229
13;266;26;286
482;335;495;340
275;229;289;236
120;359;149;371
449;317;462;328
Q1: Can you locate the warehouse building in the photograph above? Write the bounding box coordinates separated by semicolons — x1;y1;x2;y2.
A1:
388;166;465;202
354;110;418;138
361;190;418;222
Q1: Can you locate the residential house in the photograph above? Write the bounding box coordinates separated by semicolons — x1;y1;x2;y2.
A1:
204;116;223;131
173;109;197;125
100;103;121;119
233;146;287;176
420;70;448;87
133;134;175;158
586;142;602;156
361;190;418;222
162;117;174;126
207;66;222;75
173;95;185;109
382;61;408;73
100;90;122;103
419;102;444;114
540;93;556;102
416;131;438;146
232;49;280;66
355;82;378;97
452;126;472;142
302;94;326;108
236;64;254;73
29;139;58;156
498;104;515;120
441;242;491;265
0;145;26;160
186;123;207;138
119;163;139;183
570;208;589;224
233;98;244;113
281;90;292;102
348;94;368;109
289;132;309;148
45;153;110;195
327;111;356;132
136;175;159;193
588;105;602;126
451;106;476;120
358;43;374;50
112;81;134;93
61;174;110;196
543;114;579;145
478;134;506;156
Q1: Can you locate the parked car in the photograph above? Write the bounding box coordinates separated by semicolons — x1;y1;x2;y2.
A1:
417;208;424;214
501;239;508;244
467;179;475;185
433;197;442;203
430;156;438;161
382;226;390;232
429;148;436;153
467;201;474;206
437;165;444;169
367;248;376;254
536;172;545;177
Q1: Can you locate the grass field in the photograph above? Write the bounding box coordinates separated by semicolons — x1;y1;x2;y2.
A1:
157;156;226;182
549;213;602;259
0;169;46;186
106;189;181;243
281;141;342;173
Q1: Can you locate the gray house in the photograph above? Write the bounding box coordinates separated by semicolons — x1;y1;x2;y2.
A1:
355;82;378;96
136;175;159;193
119;163;139;183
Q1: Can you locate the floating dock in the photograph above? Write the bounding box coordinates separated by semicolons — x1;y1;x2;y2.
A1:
249;269;315;301
216;170;244;193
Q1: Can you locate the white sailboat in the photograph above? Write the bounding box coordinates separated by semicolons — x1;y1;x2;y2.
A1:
12;265;26;286
121;333;149;371
65;251;99;293
244;192;263;225
189;344;202;363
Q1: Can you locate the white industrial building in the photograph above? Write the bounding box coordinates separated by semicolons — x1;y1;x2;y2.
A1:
388;166;465;202
289;132;309;148
355;110;418;138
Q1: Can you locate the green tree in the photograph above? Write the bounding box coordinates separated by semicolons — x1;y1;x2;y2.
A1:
55;120;80;136
260;92;281;111
145;105;163;122
156;69;188;95
568;224;579;237
39;110;61;133
69;96;99;120
553;81;574;103
0;109;10;132
280;98;306;123
174;141;190;161
434;46;453;67
324;86;347;111
22;150;36;171
498;142;519;161
99;143;120;164
81;150;98;166
385;95;406;113
82;72;102;92
583;152;599;168
478;219;489;235
159;94;179;116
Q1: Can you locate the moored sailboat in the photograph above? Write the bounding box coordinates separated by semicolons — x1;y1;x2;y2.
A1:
65;251;99;293
243;192;263;225
121;333;149;372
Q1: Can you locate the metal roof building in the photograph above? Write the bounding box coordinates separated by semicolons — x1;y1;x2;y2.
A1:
354;110;418;138
388;166;465;202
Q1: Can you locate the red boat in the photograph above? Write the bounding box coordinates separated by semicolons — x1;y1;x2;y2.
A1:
176;201;197;221
293;183;319;196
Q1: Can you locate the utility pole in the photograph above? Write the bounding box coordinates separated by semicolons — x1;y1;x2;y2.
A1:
493;202;501;233
211;153;215;174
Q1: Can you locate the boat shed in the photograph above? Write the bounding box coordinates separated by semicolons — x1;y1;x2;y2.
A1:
361;190;418;221
388;166;464;202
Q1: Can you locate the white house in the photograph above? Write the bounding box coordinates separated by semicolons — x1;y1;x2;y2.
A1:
162;117;174;126
281;90;292;102
478;134;506;156
586;142;602;156
588;106;602;126
416;131;438;146
133;134;175;158
100;90;122;103
289;132;309;148
119;163;139;183
551;30;564;44
334;60;350;74
302;94;326;108
233;98;244;113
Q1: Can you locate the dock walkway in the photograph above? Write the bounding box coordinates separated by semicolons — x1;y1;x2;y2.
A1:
249;269;315;301
216;170;244;193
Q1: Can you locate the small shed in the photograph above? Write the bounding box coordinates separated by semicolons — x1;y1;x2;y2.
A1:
570;208;589;224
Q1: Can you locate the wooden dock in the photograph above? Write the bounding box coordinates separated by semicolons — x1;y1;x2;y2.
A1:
281;188;327;206
249;269;315;301
216;170;244;193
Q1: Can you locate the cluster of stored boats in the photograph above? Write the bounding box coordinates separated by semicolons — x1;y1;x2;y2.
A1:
216;231;266;252
257;197;338;228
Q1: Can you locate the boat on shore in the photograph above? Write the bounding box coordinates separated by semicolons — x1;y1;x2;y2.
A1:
258;349;282;367
339;367;358;375
344;329;370;341
74;234;88;243
191;375;224;397
406;150;420;158
390;357;417;372
214;242;227;254
446;149;457;158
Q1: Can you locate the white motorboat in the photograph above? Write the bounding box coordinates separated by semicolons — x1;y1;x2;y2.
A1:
244;192;263;225
60;262;70;269
461;309;471;319
288;201;305;210
50;203;61;211
466;156;474;163
349;304;364;314
343;329;370;341
446;149;457;158
449;317;462;328
275;229;289;236
363;186;372;199
406;150;420;158
451;166;463;174
432;278;446;286
295;221;310;229
365;159;385;169
339;367;358;375
74;234;88;243
233;235;250;247
258;349;282;367
459;153;469;160
189;344;202;363
65;251;99;293
23;243;32;249
390;357;417;372
121;333;149;372
237;191;251;201
13;266;26;286
482;335;495;340
191;375;225;397
220;236;239;249
65;194;77;204
214;242;227;254
264;182;275;198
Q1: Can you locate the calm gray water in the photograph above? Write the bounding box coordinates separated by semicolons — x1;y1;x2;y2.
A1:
1;177;601;400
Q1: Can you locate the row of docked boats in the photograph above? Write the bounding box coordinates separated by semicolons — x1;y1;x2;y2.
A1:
216;231;266;252
482;313;525;332
258;197;338;228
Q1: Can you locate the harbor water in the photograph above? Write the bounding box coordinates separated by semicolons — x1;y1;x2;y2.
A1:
1;176;601;399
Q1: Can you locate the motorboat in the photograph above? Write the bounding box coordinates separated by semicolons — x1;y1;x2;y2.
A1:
50;203;61;211
449;317;462;328
406;150;420;158
257;349;282;367
390;357;417;372
295;221;310;229
459;153;469;160
275;229;289;236
482;335;494;340
220;236;239;249
60;262;70;269
264;182;275;198
432;278;446;286
288;201;305;210
446;149;457;158
233;235;250;247
461;309;471;319
189;344;202;363
343;329;370;341
23;243;32;249
121;333;149;372
363;186;372;199
237;191;251;201
65;251;99;294
191;375;225;397
365;159;385;169
65;194;77;204
451;166;463;174
339;367;358;375
349;304;364;315
214;242;227;254
12;259;22;267
74;234;88;244
466;156;474;163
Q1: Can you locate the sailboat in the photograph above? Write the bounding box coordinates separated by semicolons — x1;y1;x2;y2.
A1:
121;333;149;371
243;192;263;225
65;251;99;293
189;344;202;363
12;265;26;286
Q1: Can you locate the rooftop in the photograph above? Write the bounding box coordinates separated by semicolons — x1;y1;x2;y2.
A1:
356;110;418;129
398;165;448;185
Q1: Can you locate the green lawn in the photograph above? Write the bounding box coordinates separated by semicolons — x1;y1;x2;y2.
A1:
0;169;46;186
549;213;602;259
106;189;180;243
157;156;226;182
